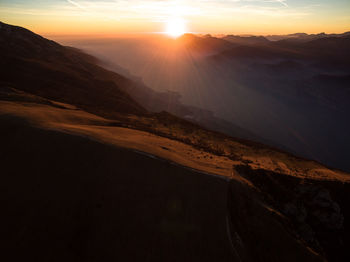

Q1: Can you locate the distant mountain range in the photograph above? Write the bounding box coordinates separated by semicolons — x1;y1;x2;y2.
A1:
265;31;350;42
154;31;350;172
52;29;350;171
180;31;350;63
215;31;350;43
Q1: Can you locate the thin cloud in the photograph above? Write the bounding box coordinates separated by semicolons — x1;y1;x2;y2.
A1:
276;0;288;7
66;0;87;11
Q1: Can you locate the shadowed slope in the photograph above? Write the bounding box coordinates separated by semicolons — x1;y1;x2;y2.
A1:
0;21;146;117
0;116;234;262
0;100;332;262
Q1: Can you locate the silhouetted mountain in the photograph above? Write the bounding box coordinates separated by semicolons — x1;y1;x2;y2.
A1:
223;35;270;45
265;31;350;42
213;35;350;65
302;36;350;58
212;44;302;61
178;33;233;55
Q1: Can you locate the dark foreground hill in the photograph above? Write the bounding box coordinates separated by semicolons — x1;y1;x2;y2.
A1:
1;22;350;262
1;86;350;262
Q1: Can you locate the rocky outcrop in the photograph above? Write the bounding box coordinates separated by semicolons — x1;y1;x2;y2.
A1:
283;184;343;246
227;178;325;262
230;165;350;262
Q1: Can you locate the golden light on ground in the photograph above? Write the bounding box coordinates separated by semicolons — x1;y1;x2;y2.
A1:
164;17;187;38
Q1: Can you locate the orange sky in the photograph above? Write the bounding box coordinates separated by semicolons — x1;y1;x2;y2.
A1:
1;0;349;36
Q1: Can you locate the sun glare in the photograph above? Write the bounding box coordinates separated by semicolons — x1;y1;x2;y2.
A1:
165;17;187;38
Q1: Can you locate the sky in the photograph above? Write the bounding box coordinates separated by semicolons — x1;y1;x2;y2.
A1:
0;0;349;35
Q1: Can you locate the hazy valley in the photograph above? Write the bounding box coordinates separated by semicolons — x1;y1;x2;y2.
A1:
53;32;350;172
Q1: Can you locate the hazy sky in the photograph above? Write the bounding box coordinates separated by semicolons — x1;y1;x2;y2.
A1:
0;0;349;35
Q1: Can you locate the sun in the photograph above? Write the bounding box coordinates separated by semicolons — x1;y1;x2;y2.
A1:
165;17;187;38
